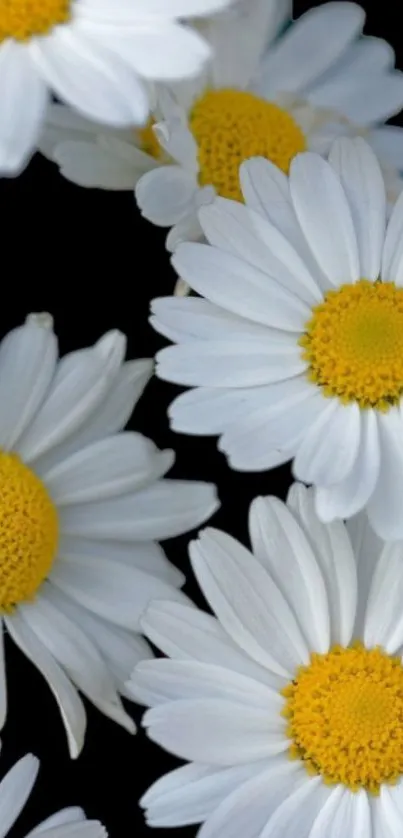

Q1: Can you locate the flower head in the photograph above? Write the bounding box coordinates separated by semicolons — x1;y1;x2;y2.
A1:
131;483;403;838
153;136;403;539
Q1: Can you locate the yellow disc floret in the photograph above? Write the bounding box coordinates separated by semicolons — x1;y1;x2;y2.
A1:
0;0;71;42
189;89;306;202
300;280;403;411
282;644;403;794
0;451;59;612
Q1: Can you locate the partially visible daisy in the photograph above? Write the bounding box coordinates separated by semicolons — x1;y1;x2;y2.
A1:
0;0;233;177
152;137;403;540
0;753;105;838
136;0;403;255
129;483;403;838
38;101;168;191
0;313;218;756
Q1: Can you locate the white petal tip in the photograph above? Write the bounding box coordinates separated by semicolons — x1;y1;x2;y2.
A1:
25;312;54;330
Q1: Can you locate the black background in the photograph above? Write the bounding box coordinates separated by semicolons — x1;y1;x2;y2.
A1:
0;1;400;835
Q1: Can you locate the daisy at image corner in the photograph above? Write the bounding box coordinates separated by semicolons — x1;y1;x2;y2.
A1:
0;313;218;757
135;0;403;256
0;0;233;178
0;754;105;838
129;483;403;838
152;136;403;540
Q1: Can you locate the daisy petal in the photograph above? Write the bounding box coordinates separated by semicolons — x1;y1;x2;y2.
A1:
31;27;148;125
0;755;39;838
287;484;357;647
142;698;288;765
5;612;86;758
197;759;302;838
140;601;283;689
60;478;219;541
17;331;126;464
315;409;380;521
172;243;310;330
256;2;364;97
293;400;361;488
382;190;403;285
41;433;173;504
141;762;266;828
136;167;197;226
0;318;57;451
199;199;322;304
26;823;107;838
129;659;282;710
289;152;360;286
309;787;371;838
366;409;403;539
33;358;153;474
19;589;135;733
28;808;85;835
364;541;403;653
328;137;386;280
260;776;330;838
151;297;270;344
0;42;48;175
190;528;310;677
346;510;383;638
248;496;330;652
49;556;187;631
155;339;304;387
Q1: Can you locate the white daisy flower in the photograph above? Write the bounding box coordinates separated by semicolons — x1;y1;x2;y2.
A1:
129;483;403;838
152;136;403;540
37;101;169;191
0;313;218;757
0;753;105;838
0;0;233;178
135;0;403;256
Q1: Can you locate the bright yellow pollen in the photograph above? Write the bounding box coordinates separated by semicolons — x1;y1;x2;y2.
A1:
189;89;306;202
0;451;59;613
300;280;403;411
282;644;403;794
137;119;162;160
0;0;71;42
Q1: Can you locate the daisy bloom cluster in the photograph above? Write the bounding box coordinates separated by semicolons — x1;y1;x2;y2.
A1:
0;754;105;838
0;0;234;177
130;483;403;838
152;136;403;540
0;313;218;757
135;0;403;253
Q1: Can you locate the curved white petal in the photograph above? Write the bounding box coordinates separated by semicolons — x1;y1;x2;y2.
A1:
172;243;310;331
141;762;266;828
0;755;39;838
17;330;126;464
0;42;48;176
5;612;86;758
136;166;197;226
328;137;386;281
289;152;360;286
364;540;403;652
309;787;370;838
190;529;309;677
315;409;380;521
0;317;57;451
140;601;283;689
287;484;357;647
143;698;287;765
260;775;330;838
366;408;403;540
382;189;403;285
248;496;329;652
293;399;361;488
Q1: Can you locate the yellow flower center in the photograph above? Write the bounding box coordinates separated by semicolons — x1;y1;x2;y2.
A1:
137;119;162;160
0;0;71;42
0;451;59;612
300;280;403;411
282;644;403;794
189;89;306;202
